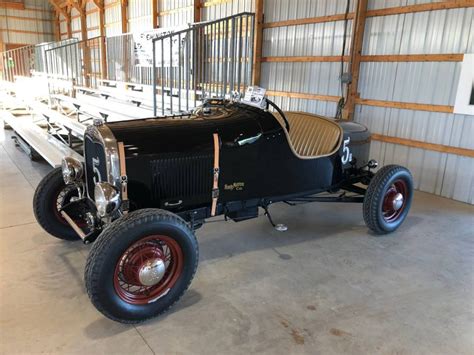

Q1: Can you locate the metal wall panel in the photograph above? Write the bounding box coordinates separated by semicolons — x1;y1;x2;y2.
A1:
159;0;193;28
105;0;122;36
265;0;355;22
129;0;152;32
261;0;353;117
0;0;54;45
354;5;474;203
202;0;254;21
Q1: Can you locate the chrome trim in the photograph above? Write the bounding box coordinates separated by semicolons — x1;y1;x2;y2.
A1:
84;124;121;192
94;182;121;217
61;157;84;185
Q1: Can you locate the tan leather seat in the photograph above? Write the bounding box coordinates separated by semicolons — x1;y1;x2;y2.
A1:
274;111;343;159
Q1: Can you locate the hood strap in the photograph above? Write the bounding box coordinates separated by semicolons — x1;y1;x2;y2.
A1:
117;141;129;214
211;133;220;217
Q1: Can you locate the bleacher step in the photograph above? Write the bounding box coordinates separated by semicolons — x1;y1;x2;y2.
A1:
1;111;82;168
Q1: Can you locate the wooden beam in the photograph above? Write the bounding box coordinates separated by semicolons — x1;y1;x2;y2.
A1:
355;98;454;113
262;54;464;63
371;134;474;158
264;13;355;29
360;53;464;62
152;0;158;28
0;15;54;23
261;55;350;63
252;0;264;85
365;0;474;18
68;0;82;13
203;0;233;6
0;2;25;10
0;29;54;36
49;0;68;18
343;0;368;120
194;0;201;23
121;0;128;33
267;90;341;102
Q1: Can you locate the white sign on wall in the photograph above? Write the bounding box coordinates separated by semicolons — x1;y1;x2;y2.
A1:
133;26;187;68
454;54;474;116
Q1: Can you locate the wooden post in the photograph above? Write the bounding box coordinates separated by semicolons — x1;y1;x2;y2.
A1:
79;1;91;87
54;12;61;41
94;0;107;79
252;0;264;85
120;0;129;81
343;0;368;120
193;0;201;23
66;11;72;38
152;0;158;28
121;0;128;34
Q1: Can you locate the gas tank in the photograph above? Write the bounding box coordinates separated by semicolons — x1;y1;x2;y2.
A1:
339;121;371;168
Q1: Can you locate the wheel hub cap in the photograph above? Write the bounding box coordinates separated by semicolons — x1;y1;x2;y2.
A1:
138;258;166;286
392;193;404;211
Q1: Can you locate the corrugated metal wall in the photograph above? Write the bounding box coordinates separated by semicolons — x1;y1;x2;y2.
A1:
0;0;54;45
105;0;122;36
262;0;354;118
159;0;193;28
355;3;474;204
202;0;254;21
129;0;153;32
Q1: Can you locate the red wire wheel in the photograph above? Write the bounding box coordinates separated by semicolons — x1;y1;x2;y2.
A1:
114;235;184;305
382;179;408;223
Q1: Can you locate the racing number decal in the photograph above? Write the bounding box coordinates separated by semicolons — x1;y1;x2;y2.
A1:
341;137;353;165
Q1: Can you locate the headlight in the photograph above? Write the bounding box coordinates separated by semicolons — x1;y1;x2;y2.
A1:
61;157;83;185
94;182;121;217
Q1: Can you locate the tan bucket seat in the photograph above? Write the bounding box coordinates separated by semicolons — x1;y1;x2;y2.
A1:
274;111;343;159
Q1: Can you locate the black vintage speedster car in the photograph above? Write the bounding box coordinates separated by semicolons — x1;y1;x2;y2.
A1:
33;94;413;323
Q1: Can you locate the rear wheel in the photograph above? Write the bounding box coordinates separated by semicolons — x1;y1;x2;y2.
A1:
363;165;413;234
33;167;84;241
85;209;199;323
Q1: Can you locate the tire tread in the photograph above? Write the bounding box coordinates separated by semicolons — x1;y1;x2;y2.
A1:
84;208;199;324
363;165;412;235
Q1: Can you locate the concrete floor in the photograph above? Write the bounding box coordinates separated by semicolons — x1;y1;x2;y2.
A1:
0;127;473;355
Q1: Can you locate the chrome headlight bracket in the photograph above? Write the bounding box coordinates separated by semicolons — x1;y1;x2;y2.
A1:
61;157;84;185
94;182;121;218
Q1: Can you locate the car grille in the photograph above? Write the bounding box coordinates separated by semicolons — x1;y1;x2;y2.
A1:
84;135;107;199
151;154;213;201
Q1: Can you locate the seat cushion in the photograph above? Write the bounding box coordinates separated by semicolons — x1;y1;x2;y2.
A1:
274;111;343;159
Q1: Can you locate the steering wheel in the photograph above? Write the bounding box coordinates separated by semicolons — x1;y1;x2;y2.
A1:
267;99;290;133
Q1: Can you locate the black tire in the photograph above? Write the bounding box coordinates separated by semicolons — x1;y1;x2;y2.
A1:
33;167;82;241
85;208;199;324
363;165;413;235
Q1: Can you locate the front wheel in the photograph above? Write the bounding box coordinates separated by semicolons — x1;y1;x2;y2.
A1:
84;209;199;323
363;165;413;234
33;167;84;241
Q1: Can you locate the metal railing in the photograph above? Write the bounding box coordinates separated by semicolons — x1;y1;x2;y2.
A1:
1;45;35;82
44;36;105;94
0;39;81;82
152;12;255;115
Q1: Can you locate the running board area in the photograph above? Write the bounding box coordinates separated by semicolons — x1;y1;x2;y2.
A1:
1;111;82;167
